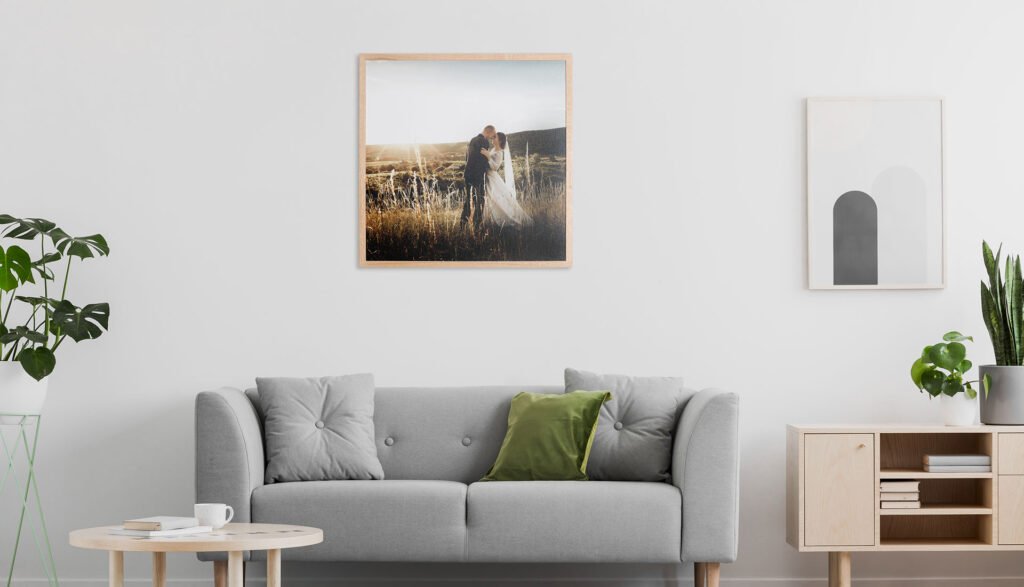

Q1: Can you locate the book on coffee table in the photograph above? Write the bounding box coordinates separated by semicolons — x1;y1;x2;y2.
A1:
123;516;199;532
110;526;212;538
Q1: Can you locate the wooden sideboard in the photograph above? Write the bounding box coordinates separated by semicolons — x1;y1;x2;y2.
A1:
787;425;1024;586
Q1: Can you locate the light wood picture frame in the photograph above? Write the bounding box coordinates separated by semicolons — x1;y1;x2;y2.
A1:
359;53;572;268
806;97;946;290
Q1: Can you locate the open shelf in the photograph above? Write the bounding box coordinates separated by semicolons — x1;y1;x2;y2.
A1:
881;468;993;479
880;505;992;516
877;537;993;551
880;514;994;548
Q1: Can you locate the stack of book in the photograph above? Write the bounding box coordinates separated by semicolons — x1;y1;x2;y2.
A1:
110;516;212;537
880;480;920;509
923;454;992;473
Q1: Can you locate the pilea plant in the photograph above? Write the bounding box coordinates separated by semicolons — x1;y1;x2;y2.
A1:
911;331;986;399
0;214;110;380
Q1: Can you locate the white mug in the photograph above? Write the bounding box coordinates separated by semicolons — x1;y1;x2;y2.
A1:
195;503;234;529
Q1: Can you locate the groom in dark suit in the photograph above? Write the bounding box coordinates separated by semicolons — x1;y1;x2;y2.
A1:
461;125;496;228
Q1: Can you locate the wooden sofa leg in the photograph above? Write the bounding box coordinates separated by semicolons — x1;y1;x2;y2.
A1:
694;562;706;586
214;560;226;587
706;563;720;587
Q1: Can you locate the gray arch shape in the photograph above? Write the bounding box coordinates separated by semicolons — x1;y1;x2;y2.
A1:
833;190;878;285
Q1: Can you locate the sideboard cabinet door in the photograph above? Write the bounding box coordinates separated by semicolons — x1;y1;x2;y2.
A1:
804;433;875;547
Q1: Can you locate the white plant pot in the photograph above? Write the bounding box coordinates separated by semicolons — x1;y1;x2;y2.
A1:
940;393;978;427
0;362;48;418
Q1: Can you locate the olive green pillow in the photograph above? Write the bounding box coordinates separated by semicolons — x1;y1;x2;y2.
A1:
482;390;611;481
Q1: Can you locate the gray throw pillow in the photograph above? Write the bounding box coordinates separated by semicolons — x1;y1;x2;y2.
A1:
258;374;384;483
564;368;690;482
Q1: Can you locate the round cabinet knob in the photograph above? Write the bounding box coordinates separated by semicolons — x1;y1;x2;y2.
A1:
384;437;395;446
857;443;866;449
462;437;472;447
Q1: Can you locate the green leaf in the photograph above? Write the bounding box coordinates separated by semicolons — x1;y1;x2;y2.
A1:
16;346;55;381
985;372;993;397
921;345;934;363
943;331;974;342
965;382;978;399
48;228;109;259
957;359;973;373
929;342;967;371
983;281;1007;365
0;245;34;291
911;358;933;389
922;370;945;396
0;326;47;345
30;252;61;281
942;378;965;397
50;300;109;342
0;215;57;240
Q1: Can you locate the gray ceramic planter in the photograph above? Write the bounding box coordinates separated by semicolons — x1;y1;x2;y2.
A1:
980;365;1024;425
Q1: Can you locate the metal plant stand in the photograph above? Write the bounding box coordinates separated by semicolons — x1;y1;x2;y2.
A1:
1;414;58;587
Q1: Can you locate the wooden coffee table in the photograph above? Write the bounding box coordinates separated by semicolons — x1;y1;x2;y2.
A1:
69;523;323;587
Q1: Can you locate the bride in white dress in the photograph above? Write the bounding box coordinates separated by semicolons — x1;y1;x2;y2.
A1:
481;132;532;227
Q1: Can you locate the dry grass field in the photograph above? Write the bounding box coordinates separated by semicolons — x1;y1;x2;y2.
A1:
363;127;567;263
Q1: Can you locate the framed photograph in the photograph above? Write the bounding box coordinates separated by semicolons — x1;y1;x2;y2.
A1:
806;97;945;289
359;54;572;267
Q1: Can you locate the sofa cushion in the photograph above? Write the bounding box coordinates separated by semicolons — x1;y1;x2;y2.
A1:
467;481;681;562
483;391;610;481
252;480;468;561
565;368;690;481
258;374;383;483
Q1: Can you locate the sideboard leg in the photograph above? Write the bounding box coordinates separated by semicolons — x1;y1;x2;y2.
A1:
706;563;720;587
108;551;123;587
266;549;281;587
828;552;851;587
227;551;244;587
694;562;706;586
214;560;226;587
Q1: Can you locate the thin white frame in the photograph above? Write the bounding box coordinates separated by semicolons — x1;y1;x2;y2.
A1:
806;97;947;290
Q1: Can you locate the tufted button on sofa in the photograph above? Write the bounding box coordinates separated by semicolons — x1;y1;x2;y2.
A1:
195;385;739;577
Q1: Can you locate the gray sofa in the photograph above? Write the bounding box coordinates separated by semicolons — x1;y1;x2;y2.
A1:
195;385;739;583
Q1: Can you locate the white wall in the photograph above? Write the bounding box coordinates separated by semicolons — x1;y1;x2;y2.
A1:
3;0;1024;584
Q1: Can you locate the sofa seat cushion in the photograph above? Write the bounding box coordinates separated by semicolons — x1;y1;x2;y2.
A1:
467;481;681;563
252;480;467;561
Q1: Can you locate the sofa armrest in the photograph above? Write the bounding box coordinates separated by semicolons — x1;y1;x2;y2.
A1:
195;387;264;561
673;388;740;563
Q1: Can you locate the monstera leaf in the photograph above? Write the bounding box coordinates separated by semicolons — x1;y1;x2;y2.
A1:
31;252;62;280
0;245;34;291
50;300;109;341
0;325;47;345
48;228;109;259
16;347;55;381
0;215;57;240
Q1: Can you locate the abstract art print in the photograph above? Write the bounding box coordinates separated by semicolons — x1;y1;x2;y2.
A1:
359;54;572;267
807;98;945;289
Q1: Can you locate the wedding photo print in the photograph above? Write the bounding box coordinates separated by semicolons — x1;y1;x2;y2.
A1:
359;54;572;267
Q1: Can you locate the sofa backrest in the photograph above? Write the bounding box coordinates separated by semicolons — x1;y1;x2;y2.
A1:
246;385;561;484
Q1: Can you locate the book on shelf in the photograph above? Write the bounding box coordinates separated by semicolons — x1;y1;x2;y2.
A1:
880;491;919;501
123;516;200;532
923;454;991;467
922;464;992;473
879;480;920;492
109;526;212;538
881;501;921;509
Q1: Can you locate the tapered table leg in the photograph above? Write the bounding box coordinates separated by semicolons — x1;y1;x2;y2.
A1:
706;563;720;587
694;562;706;587
829;552;851;587
214;560;227;587
108;551;123;587
266;549;281;587
152;552;166;587
227;551;244;587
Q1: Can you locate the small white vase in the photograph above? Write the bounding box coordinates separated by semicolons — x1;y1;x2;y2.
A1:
940;393;978;427
0;362;49;419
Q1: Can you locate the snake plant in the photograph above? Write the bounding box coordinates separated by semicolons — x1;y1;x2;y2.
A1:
981;241;1024;368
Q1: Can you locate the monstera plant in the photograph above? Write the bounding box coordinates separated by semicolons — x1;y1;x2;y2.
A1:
0;214;110;380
